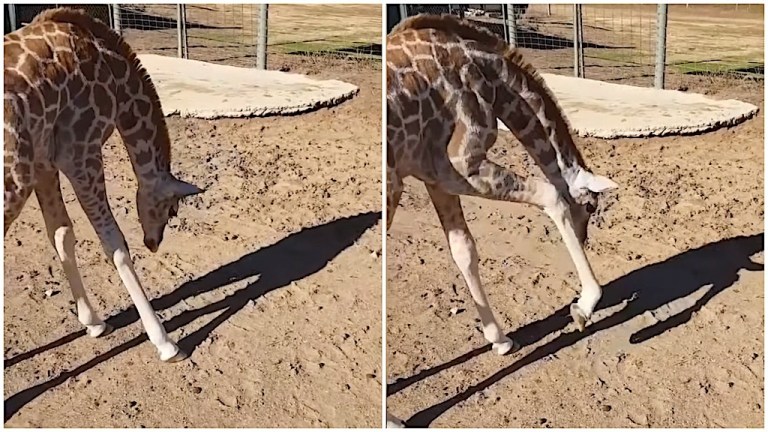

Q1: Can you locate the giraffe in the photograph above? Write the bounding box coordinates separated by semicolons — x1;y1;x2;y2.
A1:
385;14;618;426
4;8;203;362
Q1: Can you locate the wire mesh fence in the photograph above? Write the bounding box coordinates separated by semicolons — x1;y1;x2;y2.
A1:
265;5;381;61
115;4;181;57
5;4;381;70
663;4;763;83
391;4;764;89
114;3;381;69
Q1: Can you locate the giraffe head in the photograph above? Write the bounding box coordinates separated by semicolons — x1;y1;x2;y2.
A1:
569;169;618;246
137;174;204;252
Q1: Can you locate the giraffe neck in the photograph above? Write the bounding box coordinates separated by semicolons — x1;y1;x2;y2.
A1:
115;59;173;189
392;14;590;198
499;53;587;190
505;51;587;179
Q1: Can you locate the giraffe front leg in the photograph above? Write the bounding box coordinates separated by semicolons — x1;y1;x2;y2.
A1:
541;197;602;331
62;162;185;362
36;172;113;337
444;159;603;331
426;184;517;355
110;243;186;361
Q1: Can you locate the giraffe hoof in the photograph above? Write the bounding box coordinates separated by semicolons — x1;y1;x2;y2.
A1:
161;348;189;363
87;322;113;338
570;303;588;332
492;337;520;356
159;342;188;363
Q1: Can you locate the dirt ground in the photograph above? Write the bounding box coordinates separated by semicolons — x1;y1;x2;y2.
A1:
386;78;764;427
3;54;383;426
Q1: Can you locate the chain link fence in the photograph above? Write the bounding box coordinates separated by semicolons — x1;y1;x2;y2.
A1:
6;4;381;70
390;4;764;89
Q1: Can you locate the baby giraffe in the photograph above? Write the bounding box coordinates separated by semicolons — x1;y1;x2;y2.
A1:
386;14;617;426
4;8;203;362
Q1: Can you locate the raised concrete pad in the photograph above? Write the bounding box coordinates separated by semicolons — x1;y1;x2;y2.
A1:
138;54;359;119
500;73;759;139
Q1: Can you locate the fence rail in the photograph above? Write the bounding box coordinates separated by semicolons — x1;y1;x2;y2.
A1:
392;3;764;89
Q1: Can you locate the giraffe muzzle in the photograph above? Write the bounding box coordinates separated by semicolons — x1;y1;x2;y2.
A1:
143;224;166;252
144;238;159;253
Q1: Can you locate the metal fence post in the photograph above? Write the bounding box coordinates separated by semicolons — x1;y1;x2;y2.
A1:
8;4;17;32
176;4;184;58
112;4;121;34
577;5;585;78
502;5;509;43
573;4;584;78
181;4;188;59
506;4;518;48
654;4;669;89
399;4;408;20
257;4;268;69
573;5;578;76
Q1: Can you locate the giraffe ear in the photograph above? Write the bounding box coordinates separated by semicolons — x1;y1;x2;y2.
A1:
575;170;618;193
161;177;205;199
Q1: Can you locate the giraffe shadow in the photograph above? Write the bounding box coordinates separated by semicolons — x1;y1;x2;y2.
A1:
4;211;381;423
387;233;763;427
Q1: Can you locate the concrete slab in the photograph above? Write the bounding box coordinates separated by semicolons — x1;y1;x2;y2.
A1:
499;73;759;139
138;54;359;119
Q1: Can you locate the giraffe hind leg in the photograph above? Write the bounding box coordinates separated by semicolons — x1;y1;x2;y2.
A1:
426;184;517;355
386;163;403;230
4;128;36;235
4;171;33;235
35;170;113;337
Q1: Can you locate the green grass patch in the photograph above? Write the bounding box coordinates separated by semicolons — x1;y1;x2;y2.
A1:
670;59;763;76
275;40;378;56
586;50;652;65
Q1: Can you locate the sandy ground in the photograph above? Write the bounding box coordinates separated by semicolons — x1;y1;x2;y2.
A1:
386;80;764;427
4;57;383;427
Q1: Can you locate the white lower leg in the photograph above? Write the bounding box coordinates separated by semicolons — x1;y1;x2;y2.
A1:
544;199;602;319
447;229;514;354
112;247;182;361
53;226;110;337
